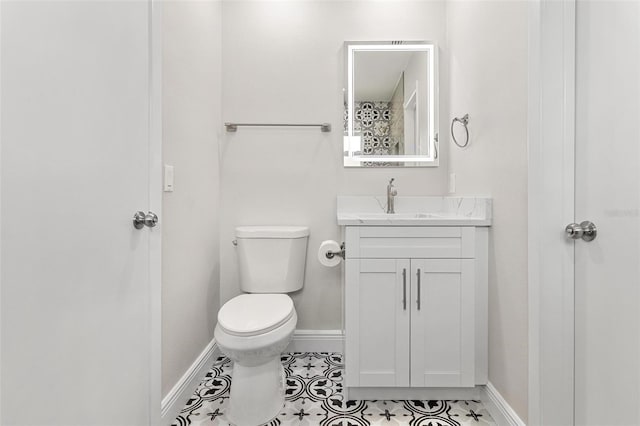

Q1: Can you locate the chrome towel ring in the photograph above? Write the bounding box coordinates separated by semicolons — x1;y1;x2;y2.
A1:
451;114;470;148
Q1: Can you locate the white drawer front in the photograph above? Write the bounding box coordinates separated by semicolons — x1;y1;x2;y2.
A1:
346;226;475;259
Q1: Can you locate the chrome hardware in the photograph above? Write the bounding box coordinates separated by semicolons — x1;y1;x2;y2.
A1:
133;211;158;229
565;221;597;242
565;223;583;239
325;242;346;260
451;114;470;148
144;211;158;228
416;268;421;310
434;133;439;159
133;211;146;229
402;268;407;311
232;240;238;246
387;178;398;214
224;122;332;132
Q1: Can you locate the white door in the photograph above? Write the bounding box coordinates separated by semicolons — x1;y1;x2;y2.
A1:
345;258;410;387
410;259;474;388
1;2;158;425
574;1;640;424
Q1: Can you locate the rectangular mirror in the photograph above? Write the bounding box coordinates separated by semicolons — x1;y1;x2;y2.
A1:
344;41;439;168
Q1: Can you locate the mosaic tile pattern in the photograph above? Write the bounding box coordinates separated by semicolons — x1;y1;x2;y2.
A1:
172;353;495;426
344;101;400;159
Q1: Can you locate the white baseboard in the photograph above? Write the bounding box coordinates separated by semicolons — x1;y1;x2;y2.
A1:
480;382;526;426
161;338;220;426
347;386;481;401
286;329;344;353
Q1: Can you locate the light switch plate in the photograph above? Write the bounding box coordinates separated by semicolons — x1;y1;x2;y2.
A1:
164;165;174;192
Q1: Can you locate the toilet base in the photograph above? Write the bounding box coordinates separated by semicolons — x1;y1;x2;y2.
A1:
226;357;285;426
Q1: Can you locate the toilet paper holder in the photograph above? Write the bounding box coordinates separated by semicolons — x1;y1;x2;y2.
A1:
325;242;346;260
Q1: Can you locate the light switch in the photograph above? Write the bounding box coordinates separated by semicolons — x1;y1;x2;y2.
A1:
164;165;174;192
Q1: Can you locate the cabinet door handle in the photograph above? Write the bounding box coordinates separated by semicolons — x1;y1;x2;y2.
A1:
402;268;407;310
416;268;421;310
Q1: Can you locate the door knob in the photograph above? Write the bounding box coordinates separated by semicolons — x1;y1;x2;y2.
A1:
565;221;597;242
133;211;158;229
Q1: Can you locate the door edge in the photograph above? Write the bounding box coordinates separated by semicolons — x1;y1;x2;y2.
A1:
527;0;576;424
148;0;163;424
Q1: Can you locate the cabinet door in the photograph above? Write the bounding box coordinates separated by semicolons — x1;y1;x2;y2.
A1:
345;258;410;387
410;259;475;387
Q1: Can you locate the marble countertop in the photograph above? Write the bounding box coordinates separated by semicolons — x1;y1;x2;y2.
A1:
337;196;492;226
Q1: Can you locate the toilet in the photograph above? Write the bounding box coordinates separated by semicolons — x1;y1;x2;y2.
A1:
214;225;309;426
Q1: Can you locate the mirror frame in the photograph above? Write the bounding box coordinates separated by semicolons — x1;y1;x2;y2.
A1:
344;41;439;168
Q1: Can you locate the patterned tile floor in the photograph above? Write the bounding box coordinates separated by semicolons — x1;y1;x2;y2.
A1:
172;352;496;426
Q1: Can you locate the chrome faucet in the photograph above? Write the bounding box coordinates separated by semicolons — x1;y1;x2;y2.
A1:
387;178;397;214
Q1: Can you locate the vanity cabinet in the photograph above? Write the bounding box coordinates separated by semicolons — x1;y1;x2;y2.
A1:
344;226;488;391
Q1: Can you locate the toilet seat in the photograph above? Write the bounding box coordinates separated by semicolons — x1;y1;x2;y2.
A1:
218;294;294;337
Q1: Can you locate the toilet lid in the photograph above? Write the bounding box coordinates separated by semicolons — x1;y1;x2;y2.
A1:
218;294;295;336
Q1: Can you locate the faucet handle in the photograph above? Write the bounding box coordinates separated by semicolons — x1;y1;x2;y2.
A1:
389;178;395;186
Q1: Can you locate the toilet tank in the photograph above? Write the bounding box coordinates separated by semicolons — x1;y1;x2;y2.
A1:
235;226;309;293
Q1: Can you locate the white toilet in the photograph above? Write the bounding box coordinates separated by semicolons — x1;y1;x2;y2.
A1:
214;225;309;426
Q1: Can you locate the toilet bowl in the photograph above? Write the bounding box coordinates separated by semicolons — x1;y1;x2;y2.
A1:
215;294;297;426
215;226;309;426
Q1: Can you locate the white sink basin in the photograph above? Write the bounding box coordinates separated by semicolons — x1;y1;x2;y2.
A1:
337;196;492;226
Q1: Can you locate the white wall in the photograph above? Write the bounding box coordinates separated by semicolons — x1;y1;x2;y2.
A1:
220;0;449;329
403;51;429;155
447;0;529;421
162;0;221;398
